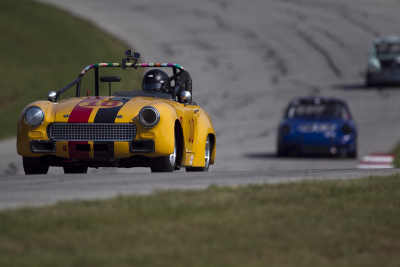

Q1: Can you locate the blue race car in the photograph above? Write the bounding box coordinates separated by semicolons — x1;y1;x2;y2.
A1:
277;97;357;158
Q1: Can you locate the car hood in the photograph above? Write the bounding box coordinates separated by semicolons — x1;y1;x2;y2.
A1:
283;117;348;133
54;96;163;123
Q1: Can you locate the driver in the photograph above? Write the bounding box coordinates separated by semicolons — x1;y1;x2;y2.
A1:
142;69;171;93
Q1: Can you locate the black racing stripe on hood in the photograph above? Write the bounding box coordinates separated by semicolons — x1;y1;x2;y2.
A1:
93;97;130;123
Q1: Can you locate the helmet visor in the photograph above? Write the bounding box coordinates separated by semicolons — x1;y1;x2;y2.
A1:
143;83;162;90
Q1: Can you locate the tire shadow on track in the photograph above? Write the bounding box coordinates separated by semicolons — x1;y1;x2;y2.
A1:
245;153;277;159
332;83;400;91
245;152;357;160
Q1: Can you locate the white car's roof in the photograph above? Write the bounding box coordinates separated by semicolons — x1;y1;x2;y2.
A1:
373;35;400;44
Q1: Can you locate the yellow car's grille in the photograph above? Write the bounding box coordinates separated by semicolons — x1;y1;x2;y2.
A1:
48;123;136;141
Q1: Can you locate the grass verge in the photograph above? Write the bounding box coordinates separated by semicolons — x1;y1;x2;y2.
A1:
391;141;400;167
0;0;142;139
0;175;399;267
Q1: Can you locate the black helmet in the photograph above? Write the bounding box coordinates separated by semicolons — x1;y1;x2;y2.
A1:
142;69;170;92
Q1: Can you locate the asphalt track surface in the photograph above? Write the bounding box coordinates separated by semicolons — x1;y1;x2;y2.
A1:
0;169;399;210
1;0;400;209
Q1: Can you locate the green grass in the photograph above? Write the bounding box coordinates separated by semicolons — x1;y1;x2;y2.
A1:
0;175;399;267
0;0;142;139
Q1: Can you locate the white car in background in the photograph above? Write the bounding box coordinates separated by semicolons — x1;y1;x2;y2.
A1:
366;35;400;86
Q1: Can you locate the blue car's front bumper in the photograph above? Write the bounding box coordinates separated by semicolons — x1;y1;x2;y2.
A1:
278;133;357;156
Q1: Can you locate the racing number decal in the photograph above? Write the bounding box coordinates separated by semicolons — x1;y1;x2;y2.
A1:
191;118;195;144
78;100;123;108
81;100;100;107
68;96;108;123
189;118;195;143
189;119;191;143
184;111;197;153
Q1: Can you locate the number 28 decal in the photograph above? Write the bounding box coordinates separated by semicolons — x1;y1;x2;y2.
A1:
78;100;123;108
189;118;195;144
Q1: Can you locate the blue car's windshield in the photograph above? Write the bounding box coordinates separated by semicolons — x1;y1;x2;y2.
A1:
287;102;349;119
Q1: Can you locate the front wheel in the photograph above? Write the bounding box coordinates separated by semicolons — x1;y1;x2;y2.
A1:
347;147;357;159
276;142;288;157
150;134;177;172
23;156;49;175
186;135;210;172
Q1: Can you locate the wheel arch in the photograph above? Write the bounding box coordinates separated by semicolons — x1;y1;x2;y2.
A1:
175;119;184;169
208;133;216;165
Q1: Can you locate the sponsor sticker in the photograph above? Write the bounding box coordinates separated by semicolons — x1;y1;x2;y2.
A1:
324;132;337;138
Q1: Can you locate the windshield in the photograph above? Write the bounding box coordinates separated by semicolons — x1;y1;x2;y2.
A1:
287;102;349;119
376;42;400;55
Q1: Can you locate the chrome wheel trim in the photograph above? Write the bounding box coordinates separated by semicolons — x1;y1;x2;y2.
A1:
169;138;177;167
204;136;210;170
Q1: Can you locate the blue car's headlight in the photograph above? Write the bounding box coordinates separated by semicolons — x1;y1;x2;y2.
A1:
341;124;353;135
25;106;44;127
280;124;291;135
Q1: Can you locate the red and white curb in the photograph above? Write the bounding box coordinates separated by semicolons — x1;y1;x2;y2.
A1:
357;153;395;169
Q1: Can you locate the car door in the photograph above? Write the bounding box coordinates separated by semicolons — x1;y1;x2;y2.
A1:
183;106;200;154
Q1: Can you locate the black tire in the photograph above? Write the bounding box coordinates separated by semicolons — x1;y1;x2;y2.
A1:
347;148;357;159
277;149;288;157
23;156;49;175
365;74;372;87
63;165;88;174
276;143;288;157
150;134;177;172
186;135;210;172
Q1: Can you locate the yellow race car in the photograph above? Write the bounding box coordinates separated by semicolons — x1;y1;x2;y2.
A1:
17;51;216;174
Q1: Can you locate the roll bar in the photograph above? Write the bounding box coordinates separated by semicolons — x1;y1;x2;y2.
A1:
55;62;191;102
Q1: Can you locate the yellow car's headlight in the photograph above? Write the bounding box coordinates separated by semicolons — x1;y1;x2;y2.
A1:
139;106;160;128
25;106;44;127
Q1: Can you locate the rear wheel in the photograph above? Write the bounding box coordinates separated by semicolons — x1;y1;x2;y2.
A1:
63;165;88;174
23;156;49;175
347;147;357;159
186;135;210;172
365;77;371;87
150;134;176;172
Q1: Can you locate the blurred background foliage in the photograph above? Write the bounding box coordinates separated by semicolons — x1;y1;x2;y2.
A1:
0;0;142;139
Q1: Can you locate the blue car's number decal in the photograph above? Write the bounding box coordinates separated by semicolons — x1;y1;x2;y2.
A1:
324;132;337;138
297;123;337;133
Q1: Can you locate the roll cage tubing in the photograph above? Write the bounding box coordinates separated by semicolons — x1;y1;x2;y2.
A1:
55;63;192;102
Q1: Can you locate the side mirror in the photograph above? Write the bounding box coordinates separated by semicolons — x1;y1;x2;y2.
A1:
180;91;192;103
47;91;57;102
